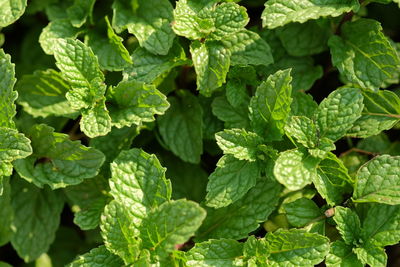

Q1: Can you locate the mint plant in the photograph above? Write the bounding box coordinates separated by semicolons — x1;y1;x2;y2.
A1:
1;0;400;266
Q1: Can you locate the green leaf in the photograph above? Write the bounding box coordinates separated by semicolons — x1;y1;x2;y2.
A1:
86;17;132;71
139;199;206;259
0;49;17;128
212;95;249;129
243;236;269;267
360;204;400;247
205;155;261;208
249;69;293;141
333;207;361;245
284;116;318;148
347;89;400;138
158;90;203;164
53;38;105;110
221;29;273;66
64;176;110;230
0;0;27;27
215;129;263;161
39;19;81;55
328;19;400;90
16;69;77;118
68;245;124;267
314;152;352;206
0;127;32;163
0;177;13;246
66;0;96;27
325;240;363;267
265;229;330;266
112;0;175;55
107;80;169;128
262;0;359;29
80;100;112;138
276;19;331;57
353;245;387;267
123;43;188;84
13;124;105;189
274;149;318;191
190;40;230;96
316;87;364;141
284;198;322;227
186;239;244;267
11;177;64;262
197;177;281;240
353;155;400;204
290;92;318;117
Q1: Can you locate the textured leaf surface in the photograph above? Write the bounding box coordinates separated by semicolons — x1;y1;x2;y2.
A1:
158;91;203;163
262;0;359;29
353;155;400;204
0;49;17;128
0;0;27;27
80;100;112;138
284;116;318;148
206;155;260;208
0;177;13;246
11;178;64;262
197;178;281;240
107;80;169;128
212;95;249;129
13;124;105;189
325;241;363;267
284;198;321;227
0;128;32;163
265;229;330;267
329;19;400;90
67;0;96;27
354;245;387;267
68;245;124;267
186;239;243;267
333;207;361;245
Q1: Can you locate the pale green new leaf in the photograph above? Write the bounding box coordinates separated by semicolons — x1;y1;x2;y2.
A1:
249;69;292;141
197;177;281;240
16;69;77;118
262;0;359;29
0;49;17;128
39;20;81;55
284;198;322;227
221;29;273;66
140;199;206;258
0;0;27;27
316;87;363;141
347;89;400;138
11;177;64;263
81;100;112;138
0;127;32;163
353;155;400;204
274;149;318;191
67;0;96;27
191;40;230;96
328;19;400;90
13;124;105;189
0;177;13;246
353;245;387;267
158;90;203;163
206;155;261;208
186;239;244;267
68;245;124;267
325;241;363;267
333;207;361;245
215;128;263;161
284;116;318;148
107;80;169;128
265;229;330;267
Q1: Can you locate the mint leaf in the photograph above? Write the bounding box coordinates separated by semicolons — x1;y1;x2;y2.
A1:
0;177;13;246
333;207;361;245
347;89;400;138
316;87;364;141
212;95;250;129
186;239;244;267
16;69;78;118
353;245;387;267
262;0;359;29
0;0;27;27
284;198;322;227
265;229;330;266
190;40;230;96
329;19;400;90
221;29;273;66
140;199;206;259
249;69;293;141
274;149;318;191
158;90;203;164
0;49;17;128
107;80;169;128
325;240;363;267
285;116;318;148
290;92;318;117
353;155;400;204
205;155;261;208
215;129;263;161
68;245;124;267
11;177;64;262
0;128;32;165
197;177;281;240
39;19;81;55
80;100;112;138
13;124;105;189
67;0;95;27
